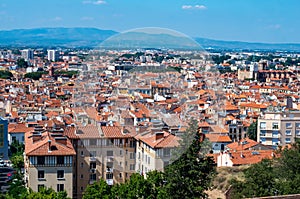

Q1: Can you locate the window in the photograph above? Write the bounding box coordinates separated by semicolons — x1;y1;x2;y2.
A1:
38;184;44;191
148;157;150;165
260;137;266;143
296;130;300;136
106;173;113;179
130;164;135;171
272;131;279;137
260;130;266;137
272;122;279;129
286;130;292;135
80;174;83;179
107;151;113;156
120;150;123;156
130;153;135;159
81;162;83;168
119;173;122;178
286;138;291;143
57;184;64;192
90;162;96;169
90;139;97;146
38;170;44;179
296;123;300;128
57;156;64;165
81;151;84;156
57;170;64;179
12;136;16;141
260;122;266;130
286;123;292;128
37;156;45;165
90;174;96;181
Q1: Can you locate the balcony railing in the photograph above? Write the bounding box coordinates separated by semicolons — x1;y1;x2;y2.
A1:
106;156;114;162
89;157;96;162
106;168;113;173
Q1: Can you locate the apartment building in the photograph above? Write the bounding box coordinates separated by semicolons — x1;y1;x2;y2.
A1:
257;111;300;148
24;129;76;198
64;124;137;199
135;130;179;175
0;117;8;160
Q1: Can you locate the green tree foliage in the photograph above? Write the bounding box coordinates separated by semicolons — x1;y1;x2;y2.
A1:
164;118;216;199
247;121;257;141
211;55;231;64
230;139;300;198
16;58;29;68
24;72;47;80
7;173;28;199
10;140;25;170
26;187;69;199
0;70;13;79
83;179;111;199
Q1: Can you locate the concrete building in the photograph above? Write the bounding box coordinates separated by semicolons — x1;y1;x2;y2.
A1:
257;111;300;148
47;50;60;62
64;124;137;199
24;130;76;198
135;130;179;175
0;117;8;160
21;49;34;61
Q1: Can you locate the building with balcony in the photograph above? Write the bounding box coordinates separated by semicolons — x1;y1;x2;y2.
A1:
257;111;300;148
64;124;137;199
24;130;76;198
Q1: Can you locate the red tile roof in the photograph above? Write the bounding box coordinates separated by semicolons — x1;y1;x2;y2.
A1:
136;131;180;148
25;131;76;156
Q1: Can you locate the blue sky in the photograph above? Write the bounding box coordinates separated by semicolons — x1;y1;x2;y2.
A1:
0;0;298;43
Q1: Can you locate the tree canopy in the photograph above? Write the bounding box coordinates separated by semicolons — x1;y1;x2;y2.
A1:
230;139;300;198
0;70;13;79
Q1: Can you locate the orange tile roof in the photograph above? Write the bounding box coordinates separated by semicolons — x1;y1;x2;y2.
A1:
228;150;276;166
137;131;180;148
226;138;270;151
205;134;232;143
101;126;136;138
8;123;34;134
25;131;76;156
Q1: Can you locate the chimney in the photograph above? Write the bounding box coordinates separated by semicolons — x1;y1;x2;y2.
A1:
155;132;164;140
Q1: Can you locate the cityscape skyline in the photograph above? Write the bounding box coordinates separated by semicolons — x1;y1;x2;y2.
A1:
0;0;299;43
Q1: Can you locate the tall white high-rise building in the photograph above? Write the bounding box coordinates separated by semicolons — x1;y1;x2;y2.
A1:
21;49;34;61
47;50;60;62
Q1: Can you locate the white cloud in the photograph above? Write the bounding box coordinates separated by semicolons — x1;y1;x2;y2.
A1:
82;0;106;5
182;5;193;10
81;16;94;21
182;5;207;10
194;5;207;10
53;17;62;21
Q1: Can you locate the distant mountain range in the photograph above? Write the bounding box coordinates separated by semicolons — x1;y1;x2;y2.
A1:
0;27;300;51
